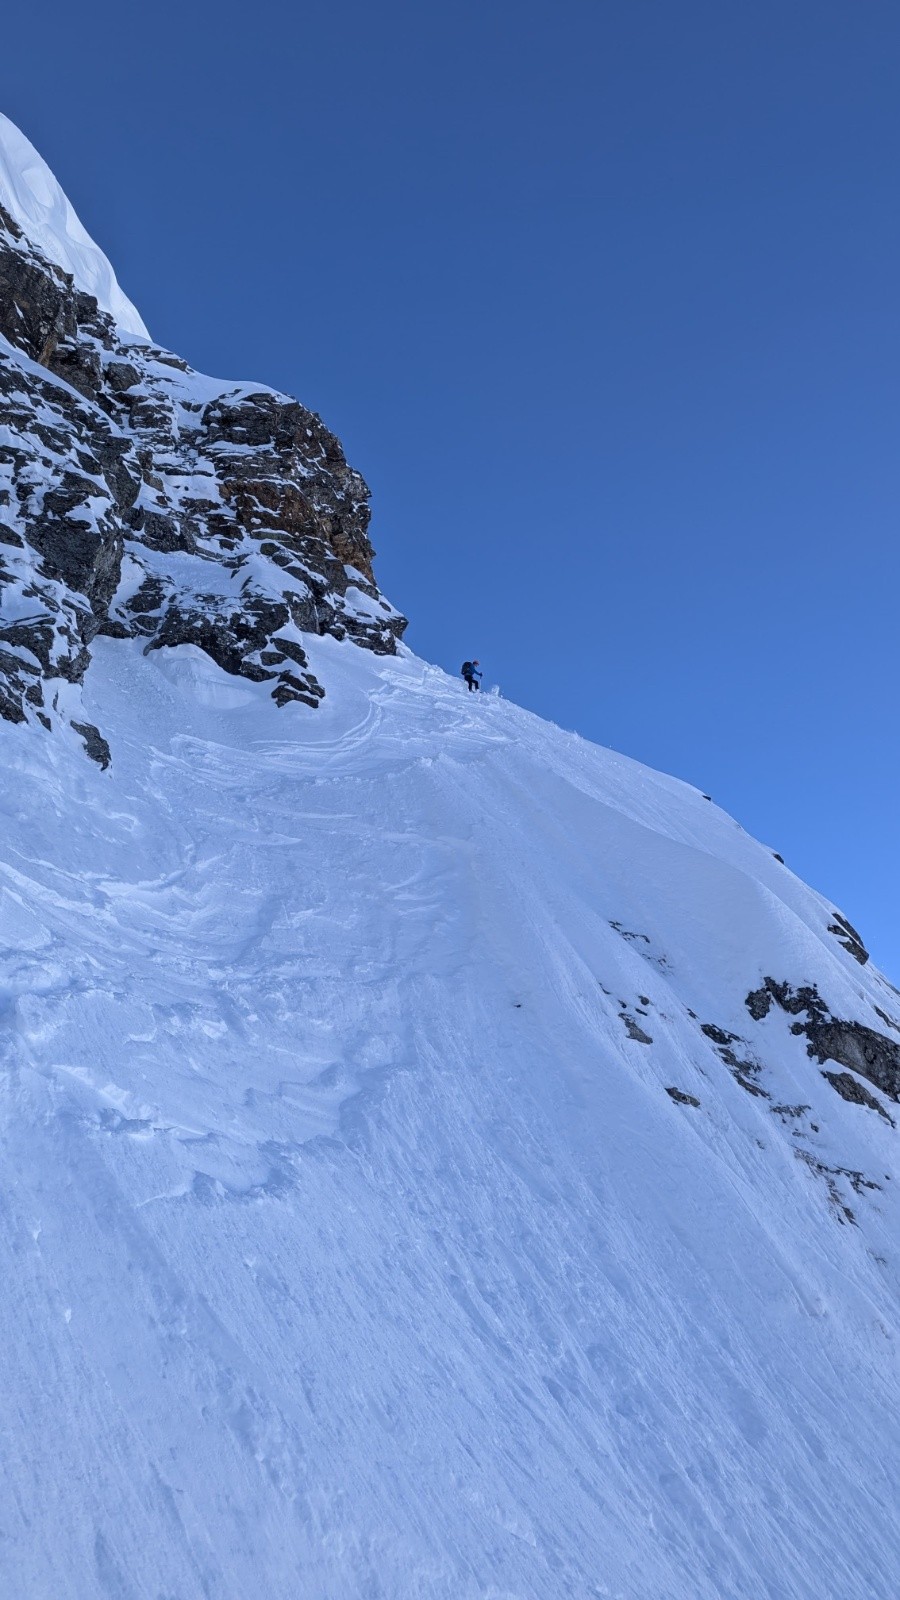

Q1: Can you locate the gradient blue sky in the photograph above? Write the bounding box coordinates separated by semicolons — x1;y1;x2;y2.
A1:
3;1;898;977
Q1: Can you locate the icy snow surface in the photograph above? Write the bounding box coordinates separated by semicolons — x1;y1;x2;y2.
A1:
0;112;149;339
1;639;898;1598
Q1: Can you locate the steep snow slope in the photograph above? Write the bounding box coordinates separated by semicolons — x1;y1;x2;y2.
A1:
1;641;898;1599
0;112;148;338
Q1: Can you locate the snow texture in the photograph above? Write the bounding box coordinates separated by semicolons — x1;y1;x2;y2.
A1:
1;638;898;1599
0;112;149;339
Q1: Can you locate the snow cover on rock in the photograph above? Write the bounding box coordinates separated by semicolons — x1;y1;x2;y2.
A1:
1;639;898;1599
0;112;149;338
0;128;405;733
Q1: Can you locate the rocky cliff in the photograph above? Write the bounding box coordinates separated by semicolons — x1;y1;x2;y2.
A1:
0;157;405;760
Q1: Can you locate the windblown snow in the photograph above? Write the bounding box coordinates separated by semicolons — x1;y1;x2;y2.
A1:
1;638;898;1599
0;112;149;339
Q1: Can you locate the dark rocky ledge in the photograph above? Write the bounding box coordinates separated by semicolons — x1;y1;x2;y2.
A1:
745;978;900;1109
826;912;869;966
0;201;406;748
666;1086;700;1108
822;1071;895;1127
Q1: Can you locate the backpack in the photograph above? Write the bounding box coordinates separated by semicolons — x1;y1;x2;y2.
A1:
461;662;473;675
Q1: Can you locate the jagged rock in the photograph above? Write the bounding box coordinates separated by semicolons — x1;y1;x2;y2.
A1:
745;986;772;1022
807;1021;900;1104
745;979;828;1024
745;977;900;1104
700;1022;740;1047
0;193;406;745
71;719;111;770
0;202;73;363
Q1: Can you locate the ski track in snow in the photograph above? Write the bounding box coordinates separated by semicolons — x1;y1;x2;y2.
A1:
0;636;898;1599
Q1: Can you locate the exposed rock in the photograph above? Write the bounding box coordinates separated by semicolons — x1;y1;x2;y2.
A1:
745;978;900;1104
0;202;73;363
827;912;869;966
733;1075;769;1099
666;1086;700;1107
745;979;828;1024
700;1023;740;1047
807;1021;900;1104
619;1013;653;1045
701;1021;770;1098
608;921;670;970
822;1071;895;1126
0;197;406;745
770;1103;811;1122
745;986;773;1022
71;719;111;770
794;1148;880;1226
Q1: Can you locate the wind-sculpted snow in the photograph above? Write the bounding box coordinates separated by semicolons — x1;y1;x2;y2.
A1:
1;640;898;1599
0;112;148;337
0;112;148;338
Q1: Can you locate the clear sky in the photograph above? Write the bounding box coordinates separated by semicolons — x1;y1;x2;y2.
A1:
3;1;898;978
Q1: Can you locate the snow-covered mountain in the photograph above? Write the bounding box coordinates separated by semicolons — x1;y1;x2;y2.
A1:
1;117;898;1600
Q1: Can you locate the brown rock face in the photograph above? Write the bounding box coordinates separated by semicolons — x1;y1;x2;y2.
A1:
0;200;406;750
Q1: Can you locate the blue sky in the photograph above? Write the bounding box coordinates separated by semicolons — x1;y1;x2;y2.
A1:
3;0;898;977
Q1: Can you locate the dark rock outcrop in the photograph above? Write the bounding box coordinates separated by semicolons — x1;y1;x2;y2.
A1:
71;719;111;770
745;977;900;1106
822;1071;895;1126
745;979;827;1024
666;1086;700;1108
619;1013;653;1044
0;199;406;744
806;1021;900;1105
700;1022;769;1098
827;912;869;966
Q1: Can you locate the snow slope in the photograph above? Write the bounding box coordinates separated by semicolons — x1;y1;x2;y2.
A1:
1;641;898;1599
0;112;149;338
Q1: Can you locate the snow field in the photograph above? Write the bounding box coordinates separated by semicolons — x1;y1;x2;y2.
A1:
0;637;898;1598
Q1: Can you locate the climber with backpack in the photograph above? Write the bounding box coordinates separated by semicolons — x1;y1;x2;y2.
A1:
461;660;482;692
